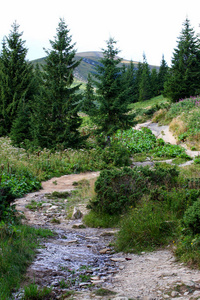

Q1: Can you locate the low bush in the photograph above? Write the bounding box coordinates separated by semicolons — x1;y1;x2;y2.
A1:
150;187;200;218
194;157;200;164
183;199;200;234
87;165;179;215
0;185;16;222
167;96;199;120
0;170;41;222
98;141;131;167
175;232;200;268
152;109;168;123
114;126;189;159
0;173;41;199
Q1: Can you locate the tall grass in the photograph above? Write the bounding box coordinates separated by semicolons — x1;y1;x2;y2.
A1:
0;223;53;299
0;137;124;182
115;201;178;253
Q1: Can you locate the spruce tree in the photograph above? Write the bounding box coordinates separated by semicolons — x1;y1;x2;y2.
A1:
10;100;32;147
151;68;159;97
0;22;34;135
92;38;135;137
138;54;152;101
134;62;143;101
121;60;136;103
158;55;168;94
32;18;84;149
164;18;200;101
81;73;96;114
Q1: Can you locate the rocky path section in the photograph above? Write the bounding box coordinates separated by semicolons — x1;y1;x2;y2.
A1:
14;171;200;300
112;250;200;300
135;121;200;159
135;121;178;145
13;172;125;300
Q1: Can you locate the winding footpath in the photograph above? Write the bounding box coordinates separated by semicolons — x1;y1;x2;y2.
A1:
13;123;200;300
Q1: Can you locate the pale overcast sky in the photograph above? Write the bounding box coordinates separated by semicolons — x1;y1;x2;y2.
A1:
0;0;200;66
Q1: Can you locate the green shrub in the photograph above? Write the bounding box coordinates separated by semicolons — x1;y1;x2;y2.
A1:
0;173;41;199
99;141;131;167
194;157;200;164
150;188;200;218
175;233;200;268
183;199;200;234
88;165;179;215
0;185;16;222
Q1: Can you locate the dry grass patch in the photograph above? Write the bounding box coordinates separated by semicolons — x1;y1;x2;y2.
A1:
169;116;187;139
66;177;97;218
152;109;168;123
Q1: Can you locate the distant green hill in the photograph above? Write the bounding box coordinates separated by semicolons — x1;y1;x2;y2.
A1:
31;51;159;82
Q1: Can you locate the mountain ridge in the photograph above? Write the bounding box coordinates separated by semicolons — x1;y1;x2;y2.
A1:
31;51;159;82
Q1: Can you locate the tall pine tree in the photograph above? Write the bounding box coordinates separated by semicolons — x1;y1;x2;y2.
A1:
134;62;143;101
138;54;152;101
158;55;168;94
121;60;136;104
164;18;200;101
151;68;159;97
0;22;34;135
32;18;84;149
92;38;135;137
81;73;96;114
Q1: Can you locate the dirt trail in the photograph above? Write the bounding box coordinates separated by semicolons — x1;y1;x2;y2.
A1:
135;121;177;145
40;172;100;194
13;124;200;300
135;121;200;158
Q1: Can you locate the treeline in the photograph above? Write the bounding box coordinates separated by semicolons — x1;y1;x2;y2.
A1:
0;18;200;149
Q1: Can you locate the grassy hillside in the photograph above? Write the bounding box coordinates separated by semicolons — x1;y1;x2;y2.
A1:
31;51;159;82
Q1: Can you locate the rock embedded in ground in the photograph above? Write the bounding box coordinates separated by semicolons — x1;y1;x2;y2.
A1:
99;248;111;254
41;202;52;207
72;223;86;229
110;257;126;262
100;230;118;236
72;207;83;219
